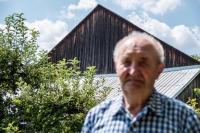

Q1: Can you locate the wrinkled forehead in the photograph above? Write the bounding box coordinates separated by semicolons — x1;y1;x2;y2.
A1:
116;37;160;62
120;37;155;52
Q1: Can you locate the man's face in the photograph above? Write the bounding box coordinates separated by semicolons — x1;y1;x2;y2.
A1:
115;37;164;97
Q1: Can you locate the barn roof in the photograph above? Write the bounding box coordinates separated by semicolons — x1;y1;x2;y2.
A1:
48;4;199;73
95;65;200;100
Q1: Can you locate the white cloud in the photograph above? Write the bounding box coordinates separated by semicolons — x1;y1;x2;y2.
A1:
113;0;182;15
0;23;6;29
68;0;98;11
0;20;67;52
112;0;141;10
127;12;200;55
59;0;98;19
25;19;68;52
59;10;75;19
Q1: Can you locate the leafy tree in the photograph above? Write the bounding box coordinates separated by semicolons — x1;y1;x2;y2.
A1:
0;13;40;132
2;58;109;133
191;54;200;61
187;88;200;117
0;13;110;132
188;55;200;116
0;13;40;93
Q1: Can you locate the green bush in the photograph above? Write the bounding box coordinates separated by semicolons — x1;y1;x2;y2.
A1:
0;13;110;133
187;88;200;117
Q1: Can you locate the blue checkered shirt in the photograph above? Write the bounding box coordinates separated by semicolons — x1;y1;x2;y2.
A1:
81;90;200;133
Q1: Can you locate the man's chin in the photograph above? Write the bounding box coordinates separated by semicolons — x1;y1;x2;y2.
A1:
123;84;144;91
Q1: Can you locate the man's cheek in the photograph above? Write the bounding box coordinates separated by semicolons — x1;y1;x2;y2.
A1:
120;70;127;80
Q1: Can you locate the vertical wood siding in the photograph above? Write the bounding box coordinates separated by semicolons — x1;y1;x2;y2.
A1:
48;5;200;74
176;74;200;107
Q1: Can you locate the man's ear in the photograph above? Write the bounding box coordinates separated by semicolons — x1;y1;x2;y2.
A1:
156;63;165;79
114;61;117;71
114;61;119;73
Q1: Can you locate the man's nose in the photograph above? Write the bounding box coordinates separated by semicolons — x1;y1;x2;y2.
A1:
129;62;139;75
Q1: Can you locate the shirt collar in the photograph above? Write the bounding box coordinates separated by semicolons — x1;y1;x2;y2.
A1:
109;89;164;117
146;89;164;116
108;93;125;116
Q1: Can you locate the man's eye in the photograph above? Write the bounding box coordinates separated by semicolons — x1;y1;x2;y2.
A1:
142;60;146;63
141;58;147;64
123;60;131;66
140;60;148;66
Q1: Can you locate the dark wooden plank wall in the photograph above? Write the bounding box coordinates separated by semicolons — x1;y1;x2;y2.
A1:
48;5;200;74
176;73;200;107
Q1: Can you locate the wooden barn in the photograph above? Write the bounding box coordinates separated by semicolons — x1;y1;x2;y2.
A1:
48;4;200;74
48;4;200;107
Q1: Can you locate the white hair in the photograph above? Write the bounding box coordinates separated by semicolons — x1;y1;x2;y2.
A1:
113;31;165;63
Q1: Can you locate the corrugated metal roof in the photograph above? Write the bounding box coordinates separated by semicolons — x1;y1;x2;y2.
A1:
95;65;200;99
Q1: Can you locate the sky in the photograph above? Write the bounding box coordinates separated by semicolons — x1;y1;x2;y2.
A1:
0;0;200;56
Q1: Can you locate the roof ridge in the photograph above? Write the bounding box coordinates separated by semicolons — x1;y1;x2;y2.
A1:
94;65;200;77
163;65;200;72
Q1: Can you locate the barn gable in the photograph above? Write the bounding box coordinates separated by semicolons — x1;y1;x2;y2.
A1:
48;4;200;74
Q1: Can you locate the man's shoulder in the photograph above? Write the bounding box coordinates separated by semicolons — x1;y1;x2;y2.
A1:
157;92;194;112
81;96;123;132
156;92;200;131
89;96;121;115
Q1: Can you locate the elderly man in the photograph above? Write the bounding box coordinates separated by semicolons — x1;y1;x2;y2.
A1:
81;31;200;132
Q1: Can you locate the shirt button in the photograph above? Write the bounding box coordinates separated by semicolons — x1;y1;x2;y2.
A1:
131;123;138;132
135;121;139;125
133;127;137;132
